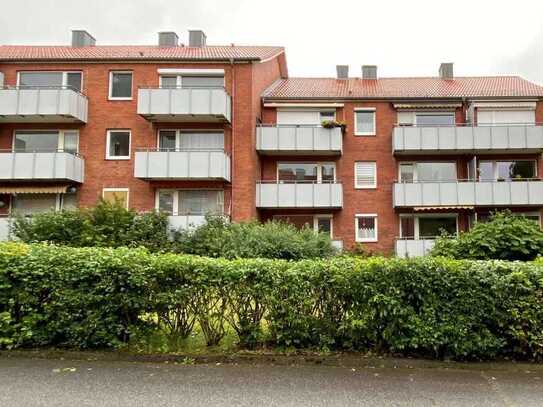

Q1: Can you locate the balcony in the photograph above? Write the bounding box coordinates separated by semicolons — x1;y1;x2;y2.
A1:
134;149;231;181
0;86;88;123
167;215;207;232
395;238;436;258
393;180;543;208
256;181;343;208
0;151;84;183
393;124;543;154
137;87;231;123
0;217;10;241
256;125;342;155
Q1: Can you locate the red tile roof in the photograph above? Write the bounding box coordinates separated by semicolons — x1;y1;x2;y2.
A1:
263;77;543;99
0;45;284;62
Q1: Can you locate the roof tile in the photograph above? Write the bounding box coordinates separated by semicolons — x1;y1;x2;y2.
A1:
263;77;543;99
0;45;284;62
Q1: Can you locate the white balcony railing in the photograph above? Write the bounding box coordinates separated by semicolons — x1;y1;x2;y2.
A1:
393;124;543;154
134;149;231;181
0;217;10;241
137;87;231;122
256;125;342;155
395;238;436;258
393;179;543;207
0;151;84;182
256;181;343;208
0;86;88;123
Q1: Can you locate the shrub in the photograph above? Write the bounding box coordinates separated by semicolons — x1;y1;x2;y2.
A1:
1;243;543;360
172;215;335;260
431;211;543;261
12;200;170;252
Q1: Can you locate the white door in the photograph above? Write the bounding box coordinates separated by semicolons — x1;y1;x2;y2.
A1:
277;110;321;125
477;110;534;125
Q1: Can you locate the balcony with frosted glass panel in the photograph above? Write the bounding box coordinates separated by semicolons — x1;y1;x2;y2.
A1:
256;125;342;155
393;179;543;208
0;86;88;123
137;87;231;123
256;181;343;209
393;124;543;155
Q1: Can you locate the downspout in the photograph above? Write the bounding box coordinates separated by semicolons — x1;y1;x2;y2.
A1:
229;58;235;220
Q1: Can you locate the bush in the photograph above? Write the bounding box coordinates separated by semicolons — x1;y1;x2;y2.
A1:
431;211;543;261
1;243;543;360
172;215;335;260
12;200;170;252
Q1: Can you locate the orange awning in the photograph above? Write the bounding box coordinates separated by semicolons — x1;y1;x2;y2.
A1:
414;206;474;211
0;185;69;194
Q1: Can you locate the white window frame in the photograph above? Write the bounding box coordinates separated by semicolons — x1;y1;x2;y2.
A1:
16;71;83;91
108;71;133;100
106;129;131;160
354;161;377;189
276;162;336;183
102;188;129;209
355;213;378;243
354;108;376;136
398;161;457;182
156;129;225;151
155;189;224;216
477;159;538;181
399;213;458;239
12;129;80;153
313;214;333;237
159;74;225;89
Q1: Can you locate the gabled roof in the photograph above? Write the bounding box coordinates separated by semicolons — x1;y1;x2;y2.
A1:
263;76;543;99
0;45;285;62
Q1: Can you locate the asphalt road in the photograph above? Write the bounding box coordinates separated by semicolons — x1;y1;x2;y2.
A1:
1;356;543;406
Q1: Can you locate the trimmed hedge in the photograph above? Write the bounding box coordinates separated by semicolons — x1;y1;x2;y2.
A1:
1;242;543;360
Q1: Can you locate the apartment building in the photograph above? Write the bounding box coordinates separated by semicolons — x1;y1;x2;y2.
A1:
0;30;287;239
0;31;542;256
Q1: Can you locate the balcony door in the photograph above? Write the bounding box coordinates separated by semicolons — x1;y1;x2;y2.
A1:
277;162;336;183
13;130;79;154
158;130;224;151
400;214;458;239
399;162;457;182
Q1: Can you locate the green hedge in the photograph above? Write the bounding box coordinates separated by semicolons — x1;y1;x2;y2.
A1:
1;242;543;360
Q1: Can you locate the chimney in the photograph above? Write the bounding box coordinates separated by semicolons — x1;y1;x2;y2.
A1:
336;65;349;79
71;30;96;47
362;65;377;80
158;31;179;47
188;30;207;47
439;62;454;80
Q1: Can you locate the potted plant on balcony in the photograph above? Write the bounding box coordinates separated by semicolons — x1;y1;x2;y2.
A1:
321;120;347;133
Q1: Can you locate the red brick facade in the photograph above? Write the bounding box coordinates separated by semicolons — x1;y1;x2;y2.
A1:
1;37;542;255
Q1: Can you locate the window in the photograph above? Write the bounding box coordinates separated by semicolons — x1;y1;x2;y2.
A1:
354;109;376;136
478;160;537;181
157;130;224;151
277;162;335;183
476;212;541;226
102;188;129;208
106;130;131;159
157;190;224;216
159;75;224;89
18;71;82;92
415;113;455;126
272;214;333;237
109;71;133;99
399;162;457;182
355;214;378;242
400;215;458;239
12;194;59;215
13;130;79;153
355;162;377;189
320;111;336;122
314;216;333;236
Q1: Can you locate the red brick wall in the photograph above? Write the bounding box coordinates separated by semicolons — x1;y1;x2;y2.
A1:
0;57;284;217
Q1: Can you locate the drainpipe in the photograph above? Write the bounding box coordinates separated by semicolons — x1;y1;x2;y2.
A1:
229;58;235;220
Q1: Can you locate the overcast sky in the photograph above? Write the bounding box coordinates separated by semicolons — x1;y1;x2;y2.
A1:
1;0;543;84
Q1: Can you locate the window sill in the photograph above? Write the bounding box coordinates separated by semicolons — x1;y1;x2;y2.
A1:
355;186;377;190
356;238;378;243
105;157;131;160
108;97;133;101
354;133;376;137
